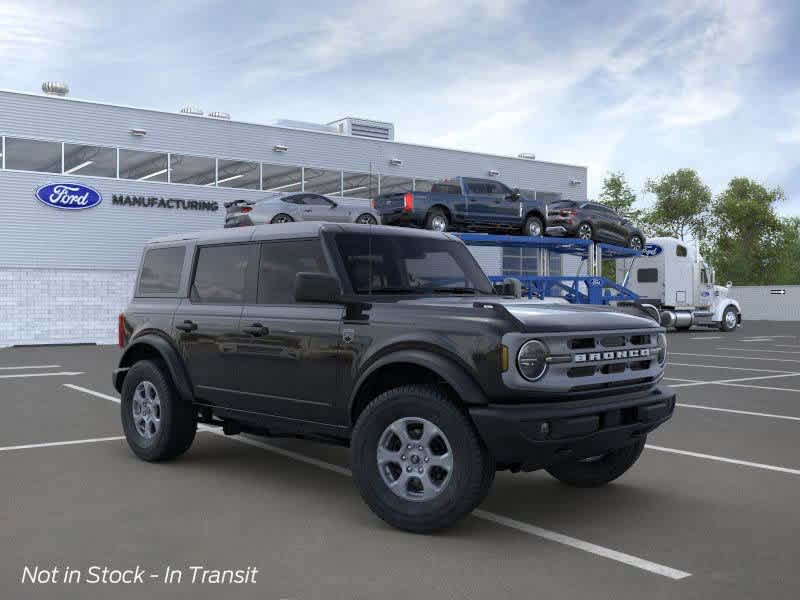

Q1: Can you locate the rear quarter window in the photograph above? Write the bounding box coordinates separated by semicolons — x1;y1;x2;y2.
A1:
136;246;186;296
430;184;461;194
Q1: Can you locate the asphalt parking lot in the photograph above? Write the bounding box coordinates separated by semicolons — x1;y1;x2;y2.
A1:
2;321;799;599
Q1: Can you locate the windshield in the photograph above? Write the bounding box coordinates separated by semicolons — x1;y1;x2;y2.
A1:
334;233;495;296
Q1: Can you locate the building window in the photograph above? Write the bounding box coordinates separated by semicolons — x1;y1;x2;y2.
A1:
262;163;302;192
502;248;538;276
4;137;61;173
379;175;413;196
342;171;377;198
549;253;562;275
170;154;216;186
63;143;117;177
217;159;260;189
119;149;168;182
304;167;342;195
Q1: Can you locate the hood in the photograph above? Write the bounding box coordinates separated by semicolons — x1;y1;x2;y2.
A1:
394;296;660;332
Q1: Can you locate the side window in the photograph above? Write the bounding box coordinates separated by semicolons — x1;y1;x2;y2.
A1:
191;244;250;304
466;181;486;194
304;195;333;206
637;268;659;283
701;269;709;284
676;245;688;257
137;246;186;296
485;182;512;196
283;195;304;205
257;239;329;304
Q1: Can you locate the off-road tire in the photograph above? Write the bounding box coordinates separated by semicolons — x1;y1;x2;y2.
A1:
351;385;494;533
545;436;646;488
121;360;196;462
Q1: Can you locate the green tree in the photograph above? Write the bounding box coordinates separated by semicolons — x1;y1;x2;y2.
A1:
707;178;787;285
598;171;640;220
642;169;711;241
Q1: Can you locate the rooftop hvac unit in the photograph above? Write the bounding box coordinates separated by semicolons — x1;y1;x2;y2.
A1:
329;117;395;141
208;111;231;120
42;81;69;96
180;105;204;116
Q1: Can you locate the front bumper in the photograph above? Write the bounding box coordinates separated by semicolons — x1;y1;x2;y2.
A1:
469;385;675;471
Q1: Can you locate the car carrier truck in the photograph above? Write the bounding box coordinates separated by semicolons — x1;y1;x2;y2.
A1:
617;236;741;331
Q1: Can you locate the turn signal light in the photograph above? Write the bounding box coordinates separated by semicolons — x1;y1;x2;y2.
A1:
240;207;252;213
500;345;509;372
402;192;414;212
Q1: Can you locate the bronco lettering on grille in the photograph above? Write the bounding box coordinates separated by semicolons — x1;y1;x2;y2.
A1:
574;348;651;363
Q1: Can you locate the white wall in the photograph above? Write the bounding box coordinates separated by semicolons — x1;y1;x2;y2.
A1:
0;268;134;347
727;285;800;321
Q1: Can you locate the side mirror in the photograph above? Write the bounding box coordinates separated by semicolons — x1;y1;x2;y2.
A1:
329;201;338;208
507;188;521;200
295;272;342;303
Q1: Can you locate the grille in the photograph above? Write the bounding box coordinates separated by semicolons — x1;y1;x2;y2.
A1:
563;331;657;380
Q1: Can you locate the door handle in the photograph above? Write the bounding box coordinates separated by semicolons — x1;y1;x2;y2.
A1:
303;209;312;213
242;323;269;336
176;320;197;332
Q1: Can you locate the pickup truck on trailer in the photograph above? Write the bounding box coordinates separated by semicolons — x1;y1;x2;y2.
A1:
114;223;675;533
373;176;549;236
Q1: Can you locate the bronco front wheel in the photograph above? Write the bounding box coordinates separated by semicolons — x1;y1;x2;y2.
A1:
351;385;494;533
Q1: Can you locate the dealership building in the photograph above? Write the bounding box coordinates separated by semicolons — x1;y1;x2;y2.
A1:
0;85;588;346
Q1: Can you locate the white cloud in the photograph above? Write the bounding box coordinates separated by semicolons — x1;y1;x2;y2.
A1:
0;1;93;67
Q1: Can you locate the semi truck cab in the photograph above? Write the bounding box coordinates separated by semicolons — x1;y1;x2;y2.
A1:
618;236;741;331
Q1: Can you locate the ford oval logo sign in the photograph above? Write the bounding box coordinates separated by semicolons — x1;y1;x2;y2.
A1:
642;244;663;257
35;183;103;210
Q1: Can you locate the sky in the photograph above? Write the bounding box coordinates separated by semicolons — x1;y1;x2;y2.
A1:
2;0;800;214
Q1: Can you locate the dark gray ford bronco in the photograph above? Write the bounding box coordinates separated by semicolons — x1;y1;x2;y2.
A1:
114;222;675;533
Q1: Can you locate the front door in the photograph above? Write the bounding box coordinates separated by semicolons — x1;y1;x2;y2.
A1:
234;238;345;425
174;242;255;408
301;194;346;222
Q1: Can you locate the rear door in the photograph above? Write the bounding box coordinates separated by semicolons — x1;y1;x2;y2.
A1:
463;179;492;226
174;242;256;408
235;238;345;425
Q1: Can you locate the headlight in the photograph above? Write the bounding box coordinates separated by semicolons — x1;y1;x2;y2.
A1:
517;340;549;381
657;333;667;365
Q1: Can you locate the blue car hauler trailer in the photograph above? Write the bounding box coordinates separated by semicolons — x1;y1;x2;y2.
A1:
455;233;641;305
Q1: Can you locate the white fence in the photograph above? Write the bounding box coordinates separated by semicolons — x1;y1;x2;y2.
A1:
728;285;800;321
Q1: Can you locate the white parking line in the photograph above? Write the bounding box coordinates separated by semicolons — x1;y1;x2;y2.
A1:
0;364;61;370
718;347;800;355
772;344;800;349
689;336;721;340
668;362;796;374
718;382;800;394
666;372;800;388
64;384;120;403
671;352;800;364
0;436;124;453
0;371;84;379
646;445;800;476
677;403;800;422
63;384;691;580
472;510;691;580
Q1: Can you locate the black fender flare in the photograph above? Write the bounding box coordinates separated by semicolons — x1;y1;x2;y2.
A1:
348;349;488;422
113;334;194;404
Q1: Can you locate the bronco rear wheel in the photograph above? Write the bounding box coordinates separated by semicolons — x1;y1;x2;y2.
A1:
351;385;494;533
545;437;646;488
121;360;196;462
